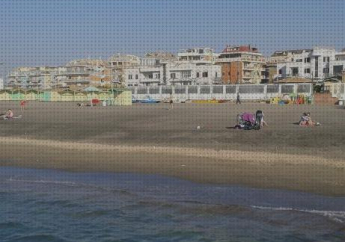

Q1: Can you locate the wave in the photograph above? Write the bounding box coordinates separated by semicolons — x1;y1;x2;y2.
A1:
8;234;67;242
4;177;137;199
0;221;25;230
5;178;77;186
252;205;345;224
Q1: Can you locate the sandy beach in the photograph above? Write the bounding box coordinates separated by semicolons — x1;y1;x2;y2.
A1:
0;101;344;196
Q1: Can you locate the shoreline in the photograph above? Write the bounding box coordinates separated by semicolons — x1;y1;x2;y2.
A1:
1;137;345;196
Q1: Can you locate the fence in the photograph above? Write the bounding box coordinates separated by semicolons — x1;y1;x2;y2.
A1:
130;84;313;101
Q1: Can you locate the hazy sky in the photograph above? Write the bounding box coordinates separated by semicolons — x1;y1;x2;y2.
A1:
0;0;344;77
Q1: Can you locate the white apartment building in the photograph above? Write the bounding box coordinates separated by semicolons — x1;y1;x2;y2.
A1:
177;47;219;64
330;50;345;77
108;54;140;69
275;47;345;82
124;61;221;87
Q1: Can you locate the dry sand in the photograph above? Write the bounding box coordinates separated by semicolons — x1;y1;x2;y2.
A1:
0;101;344;196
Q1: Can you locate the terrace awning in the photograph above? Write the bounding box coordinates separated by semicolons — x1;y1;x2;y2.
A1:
84;86;101;92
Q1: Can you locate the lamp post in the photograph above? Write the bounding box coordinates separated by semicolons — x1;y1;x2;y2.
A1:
0;63;3;89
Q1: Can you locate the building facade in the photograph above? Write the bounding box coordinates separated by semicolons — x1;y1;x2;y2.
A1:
216;45;265;84
7;59;112;90
177;48;218;64
124;61;221;87
275;47;345;82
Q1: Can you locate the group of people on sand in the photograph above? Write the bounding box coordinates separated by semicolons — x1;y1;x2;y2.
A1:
299;112;320;126
235;110;267;130
235;110;321;130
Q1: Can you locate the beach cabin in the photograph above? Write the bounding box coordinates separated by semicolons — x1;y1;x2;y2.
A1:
59;90;74;102
25;90;39;101
11;90;26;101
74;91;87;102
0;90;11;101
40;91;51;102
112;89;132;106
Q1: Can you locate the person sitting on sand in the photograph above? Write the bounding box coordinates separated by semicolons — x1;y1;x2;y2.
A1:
306;112;317;126
299;112;320;126
1;109;14;120
299;113;309;126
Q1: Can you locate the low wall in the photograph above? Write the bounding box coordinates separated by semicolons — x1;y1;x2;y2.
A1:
330;83;345;101
130;84;313;101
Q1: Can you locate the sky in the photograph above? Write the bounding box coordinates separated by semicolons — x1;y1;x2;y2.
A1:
0;0;344;77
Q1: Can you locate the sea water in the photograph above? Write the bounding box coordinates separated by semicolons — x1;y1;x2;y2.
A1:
0;167;344;242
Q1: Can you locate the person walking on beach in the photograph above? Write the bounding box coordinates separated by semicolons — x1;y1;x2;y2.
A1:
169;94;174;110
236;92;241;104
20;100;26;111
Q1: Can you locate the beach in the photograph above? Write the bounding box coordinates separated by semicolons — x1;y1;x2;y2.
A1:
0;101;345;196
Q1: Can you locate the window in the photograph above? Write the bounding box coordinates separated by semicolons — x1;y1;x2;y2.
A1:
279;69;282;74
333;65;343;75
304;58;310;63
182;71;191;78
196;72;200;78
202;72;208;78
323;68;329;74
291;68;298;76
296;59;302;62
323;57;330;62
215;72;218;78
128;75;132;80
135;74;138;79
170;73;176;79
155;73;160;79
304;68;310;74
315;57;319;77
148;74;153;79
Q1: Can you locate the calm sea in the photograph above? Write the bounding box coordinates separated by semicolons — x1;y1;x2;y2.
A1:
0;167;344;242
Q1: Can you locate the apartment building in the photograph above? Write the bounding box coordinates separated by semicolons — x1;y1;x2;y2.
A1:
177;48;218;64
124;61;221;87
7;59;110;90
216;45;265;84
7;66;55;89
275;47;345;82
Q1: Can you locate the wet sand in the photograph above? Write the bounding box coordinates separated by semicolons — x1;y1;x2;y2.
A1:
0;101;344;196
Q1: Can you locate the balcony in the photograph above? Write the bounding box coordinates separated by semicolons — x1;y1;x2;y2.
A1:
139;78;161;83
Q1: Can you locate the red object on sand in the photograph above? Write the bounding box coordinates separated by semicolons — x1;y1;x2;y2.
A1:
92;99;100;104
20;101;26;106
